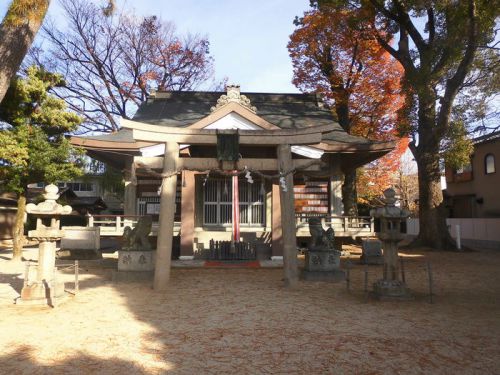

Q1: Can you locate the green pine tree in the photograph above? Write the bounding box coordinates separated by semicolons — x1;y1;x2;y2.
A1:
0;65;84;261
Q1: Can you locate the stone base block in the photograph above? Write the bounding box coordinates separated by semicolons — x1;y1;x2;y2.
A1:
372;279;413;301
301;269;346;283
305;250;341;272
57;249;102;260
360;255;384;265
17;281;67;306
118;250;156;271
361;239;383;265
112;270;154;282
255;244;272;261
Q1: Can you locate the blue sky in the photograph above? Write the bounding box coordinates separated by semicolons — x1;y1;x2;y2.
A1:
1;0;311;93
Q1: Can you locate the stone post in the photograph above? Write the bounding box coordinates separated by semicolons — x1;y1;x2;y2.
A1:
277;144;298;287
370;188;411;300
37;241;56;282
124;161;137;216
153;142;179;291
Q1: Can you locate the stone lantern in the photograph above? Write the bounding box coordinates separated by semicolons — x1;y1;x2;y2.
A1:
370;188;411;300
19;184;72;305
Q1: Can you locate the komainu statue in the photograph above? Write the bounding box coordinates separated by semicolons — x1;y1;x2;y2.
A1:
308;217;335;252
122;216;153;251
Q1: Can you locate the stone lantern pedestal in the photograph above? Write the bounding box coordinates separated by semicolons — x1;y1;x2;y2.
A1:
17;184;72;306
370;188;412;300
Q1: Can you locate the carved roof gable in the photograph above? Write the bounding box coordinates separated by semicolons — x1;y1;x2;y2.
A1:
211;85;257;113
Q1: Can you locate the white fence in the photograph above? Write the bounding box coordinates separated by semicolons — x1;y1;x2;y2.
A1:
407;218;500;249
296;214;374;237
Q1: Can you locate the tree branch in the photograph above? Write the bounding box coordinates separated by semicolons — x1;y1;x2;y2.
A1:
437;0;478;133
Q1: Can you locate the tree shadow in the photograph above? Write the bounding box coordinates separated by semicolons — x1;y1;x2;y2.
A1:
0;345;169;374
0;272;24;294
4;242;498;374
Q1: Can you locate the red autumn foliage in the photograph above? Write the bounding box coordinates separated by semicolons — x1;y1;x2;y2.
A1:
288;8;407;206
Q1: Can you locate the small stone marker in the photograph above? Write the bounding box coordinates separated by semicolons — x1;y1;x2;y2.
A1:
360;239;383;265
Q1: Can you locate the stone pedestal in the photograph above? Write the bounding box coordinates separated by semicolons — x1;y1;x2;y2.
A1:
118;250;156;272
360;239;383;265
19;240;67;305
19;276;66;306
114;250;156;282
302;250;345;282
373;280;412;301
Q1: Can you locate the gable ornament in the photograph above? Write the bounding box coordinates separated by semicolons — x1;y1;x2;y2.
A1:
211;85;257;113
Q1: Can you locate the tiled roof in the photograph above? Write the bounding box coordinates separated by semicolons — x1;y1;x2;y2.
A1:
133;92;334;128
75;91;393;149
473;130;500;145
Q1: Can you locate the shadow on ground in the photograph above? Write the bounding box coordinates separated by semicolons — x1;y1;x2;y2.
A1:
0;272;24;294
0;345;170;374
1;246;500;374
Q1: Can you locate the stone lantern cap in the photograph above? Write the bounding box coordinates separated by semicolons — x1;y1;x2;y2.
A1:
26;184;72;216
370;188;409;219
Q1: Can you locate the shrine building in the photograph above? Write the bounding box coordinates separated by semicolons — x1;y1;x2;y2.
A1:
71;85;394;286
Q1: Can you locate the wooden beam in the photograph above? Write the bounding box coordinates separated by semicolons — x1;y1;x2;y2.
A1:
134;157;324;171
123;118;334;136
153;142;179;291
277;144;299;287
131;129;327;145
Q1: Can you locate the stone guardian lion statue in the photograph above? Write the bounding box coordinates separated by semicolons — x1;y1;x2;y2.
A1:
122;216;153;251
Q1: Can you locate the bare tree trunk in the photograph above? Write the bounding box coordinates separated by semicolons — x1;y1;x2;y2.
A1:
412;143;455;250
12;194;26;261
342;169;358;216
0;0;50;104
334;93;359;216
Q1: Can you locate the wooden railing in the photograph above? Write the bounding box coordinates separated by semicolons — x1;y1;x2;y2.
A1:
85;214;374;237
86;215;180;236
295;213;374;235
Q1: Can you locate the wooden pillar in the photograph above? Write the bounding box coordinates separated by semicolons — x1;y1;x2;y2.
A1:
153;142;179;291
271;183;283;257
277;144;298;287
124;162;137;216
180;171;195;258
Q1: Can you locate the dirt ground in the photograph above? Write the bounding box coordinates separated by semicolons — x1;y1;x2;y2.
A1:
0;245;499;375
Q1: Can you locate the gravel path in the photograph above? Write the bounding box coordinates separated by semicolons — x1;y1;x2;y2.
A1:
0;246;499;374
